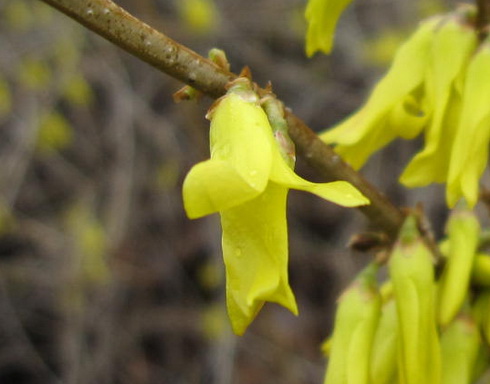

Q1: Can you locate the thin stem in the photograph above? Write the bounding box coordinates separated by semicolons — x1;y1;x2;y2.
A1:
285;113;403;237
38;0;404;238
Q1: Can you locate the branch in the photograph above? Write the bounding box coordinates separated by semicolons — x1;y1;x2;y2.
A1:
39;0;404;238
477;0;490;38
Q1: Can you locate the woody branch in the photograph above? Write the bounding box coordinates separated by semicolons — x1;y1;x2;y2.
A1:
38;0;405;238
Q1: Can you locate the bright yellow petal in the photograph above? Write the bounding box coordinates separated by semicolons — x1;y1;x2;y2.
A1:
183;159;263;218
387;91;428;140
321;17;438;168
447;43;490;208
331;116;396;170
220;182;298;335
210;93;272;190
400;89;462;187
269;147;369;206
183;92;273;218
448;117;490;209
400;16;477;187
305;0;353;56
459;116;490;207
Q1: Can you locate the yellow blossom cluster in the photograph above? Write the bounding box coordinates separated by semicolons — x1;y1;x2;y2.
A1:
320;6;490;208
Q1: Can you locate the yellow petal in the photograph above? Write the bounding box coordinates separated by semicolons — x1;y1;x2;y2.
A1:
387;91;428;140
400;89;462;187
447;43;490;207
269;147;369;206
305;0;353;56
221;182;298;335
210;93;272;189
400;15;477;187
183;159;263;218
437;207;480;326
321;16;438;168
329;115;396;170
182;92;273;218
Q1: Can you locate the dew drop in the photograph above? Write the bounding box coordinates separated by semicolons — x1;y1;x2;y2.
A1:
86;8;94;16
103;8;110;15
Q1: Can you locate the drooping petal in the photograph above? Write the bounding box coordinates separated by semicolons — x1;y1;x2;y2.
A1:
387;91;429;140
458;117;490;207
447;42;490;207
400;89;462;186
183;159;264;218
320;16;438;169
267;143;369;206
400;15;477;187
304;0;353;56
220;182;298;335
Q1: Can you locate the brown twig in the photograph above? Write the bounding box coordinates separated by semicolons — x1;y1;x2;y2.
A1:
38;0;404;238
477;0;490;38
40;0;233;98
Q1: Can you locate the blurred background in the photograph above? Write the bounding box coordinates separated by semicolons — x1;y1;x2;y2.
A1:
0;0;463;383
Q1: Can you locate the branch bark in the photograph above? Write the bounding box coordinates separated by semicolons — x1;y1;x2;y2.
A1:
38;0;404;238
477;0;490;38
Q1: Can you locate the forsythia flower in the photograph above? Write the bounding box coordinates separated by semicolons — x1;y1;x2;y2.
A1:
320;15;440;169
321;7;488;207
446;40;490;207
305;0;354;56
399;12;477;188
183;80;368;335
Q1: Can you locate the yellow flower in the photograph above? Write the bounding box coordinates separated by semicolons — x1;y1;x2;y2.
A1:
321;8;485;207
399;13;477;187
305;0;354;57
447;40;490;207
183;84;368;335
321;16;439;169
